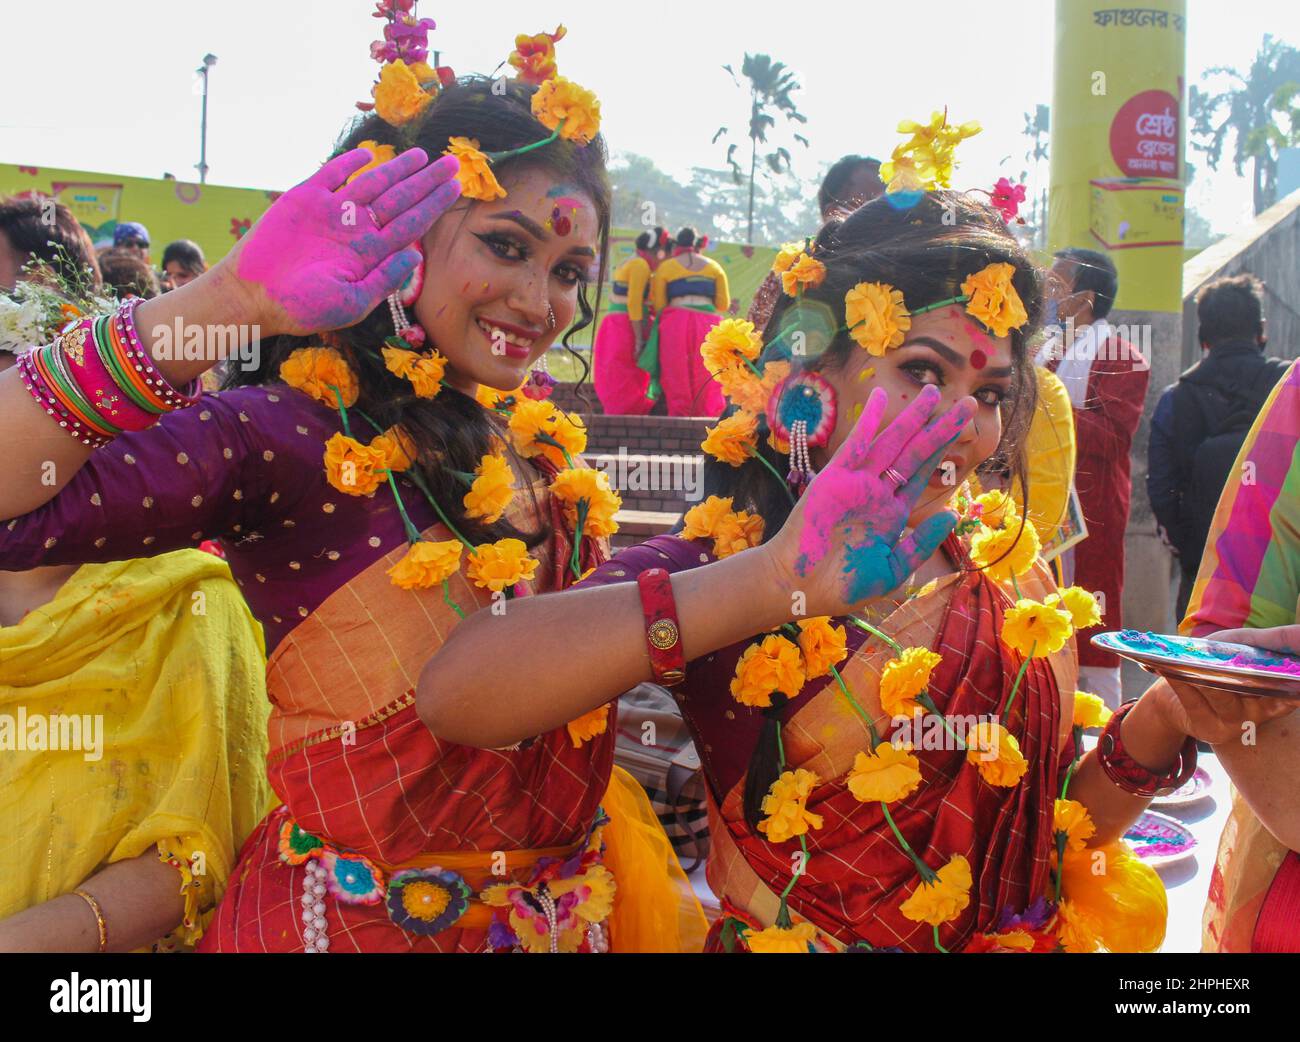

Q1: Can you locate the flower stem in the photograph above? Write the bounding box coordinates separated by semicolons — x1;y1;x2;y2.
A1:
385;470;424;544
487;124;561;162
847;614;904;655
1001;642;1035;720
569;498;587;578
1059;727;1082;801
829;663;881;747
880;801;936;883
442;578;466;620
328;384;353;439
917;690;965;749
747;445;797;506
933;924;950;953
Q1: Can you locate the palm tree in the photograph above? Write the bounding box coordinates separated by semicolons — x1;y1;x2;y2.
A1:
1190;34;1300;215
713;53;809;244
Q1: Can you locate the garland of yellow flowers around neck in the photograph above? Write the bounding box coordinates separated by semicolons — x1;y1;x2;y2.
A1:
352;14;602;204
689;213;1161;955
277;343;619;751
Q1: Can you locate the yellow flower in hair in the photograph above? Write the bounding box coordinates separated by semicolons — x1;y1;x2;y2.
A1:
1058;841;1166;952
974;489;1018;528
551;466;621;538
323;433;389;497
1047;586;1103;631
383;345;447;399
710;509;764;559
566;704;610;748
771;241;805;275
701;410;759;467
845;282;911;356
961;262;1028;338
846;742;922;804
1072;691;1112;730
387;539;464;590
964;720;1029;787
881;111;982;191
796;617;848;679
899;854;972;926
701;318;762;377
1053;798;1096;855
878;646;943;718
531;76;601;144
746;921;818;953
507;396;587;468
346;140;398;185
730;634;806;709
780;253;826;297
443;137;506;202
280;347;358;408
463;453;515;524
370;425;417;472
969;518;1040;583
466;538;539;592
757;768;824;844
1000;598;1073;658
372;59;435;127
508;24;567;85
720;359;789;415
476;381;524;413
681;495;735;542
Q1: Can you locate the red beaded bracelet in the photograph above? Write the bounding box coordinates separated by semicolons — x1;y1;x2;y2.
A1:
636;568;686;687
1097;699;1198;798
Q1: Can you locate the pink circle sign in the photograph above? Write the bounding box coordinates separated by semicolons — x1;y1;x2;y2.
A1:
1110;89;1180;178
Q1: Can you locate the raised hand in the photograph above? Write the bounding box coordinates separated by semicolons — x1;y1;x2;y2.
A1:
222;148;462;336
763;384;976;619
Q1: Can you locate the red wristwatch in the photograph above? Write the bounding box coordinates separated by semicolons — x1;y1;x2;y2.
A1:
636;568;686;687
1097;700;1199;798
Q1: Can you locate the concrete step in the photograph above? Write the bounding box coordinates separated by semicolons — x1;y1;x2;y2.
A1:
611;508;680;550
587;451;705;516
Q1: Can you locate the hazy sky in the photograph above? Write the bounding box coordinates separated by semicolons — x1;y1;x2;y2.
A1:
2;0;1295;236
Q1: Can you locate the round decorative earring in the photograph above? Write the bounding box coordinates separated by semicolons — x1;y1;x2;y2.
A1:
766;370;838;496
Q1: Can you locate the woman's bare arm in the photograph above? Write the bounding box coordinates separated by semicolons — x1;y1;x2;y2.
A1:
0;852;186;953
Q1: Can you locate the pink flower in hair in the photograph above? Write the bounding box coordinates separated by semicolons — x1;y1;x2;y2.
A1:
990;178;1027;222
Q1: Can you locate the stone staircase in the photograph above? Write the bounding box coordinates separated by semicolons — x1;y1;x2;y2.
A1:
550;384;712;548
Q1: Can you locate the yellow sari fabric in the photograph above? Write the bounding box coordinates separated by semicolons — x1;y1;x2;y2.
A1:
0;550;273;947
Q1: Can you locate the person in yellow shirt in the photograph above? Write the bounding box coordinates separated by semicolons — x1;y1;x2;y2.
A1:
646;227;730;416
593;227;665;414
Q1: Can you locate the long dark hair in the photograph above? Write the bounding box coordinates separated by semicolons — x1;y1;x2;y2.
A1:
226;76;612;546
724;191;1044;826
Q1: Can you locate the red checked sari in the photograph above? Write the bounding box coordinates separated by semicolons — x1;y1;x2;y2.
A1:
580;532;1077;951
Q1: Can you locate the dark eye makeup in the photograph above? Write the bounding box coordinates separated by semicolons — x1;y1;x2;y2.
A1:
474;231;587;287
899;357;1009;408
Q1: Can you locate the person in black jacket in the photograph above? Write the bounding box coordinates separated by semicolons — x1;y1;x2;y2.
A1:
1148;273;1290;619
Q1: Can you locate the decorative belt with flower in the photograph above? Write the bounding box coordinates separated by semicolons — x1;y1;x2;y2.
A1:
276;806;615;953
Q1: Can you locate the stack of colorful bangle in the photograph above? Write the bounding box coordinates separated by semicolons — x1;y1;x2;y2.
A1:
17;297;200;448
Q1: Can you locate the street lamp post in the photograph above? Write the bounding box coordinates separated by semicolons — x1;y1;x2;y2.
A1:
196;53;217;184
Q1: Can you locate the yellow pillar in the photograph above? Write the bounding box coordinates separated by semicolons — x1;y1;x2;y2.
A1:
1048;0;1187;312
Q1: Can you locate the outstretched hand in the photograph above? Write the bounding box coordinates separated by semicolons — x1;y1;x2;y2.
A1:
220;147;462;337
764;384;976;620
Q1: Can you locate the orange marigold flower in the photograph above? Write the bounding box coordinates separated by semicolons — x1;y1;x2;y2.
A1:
746;921;818;953
730;634;806;708
701;410;758;467
771;241;805;275
1046;586;1103;631
846;742;922;804
796;616;847;679
780;253;826;296
387;539;463;590
1054;798;1096;855
710;508;764;559
757;768;823;844
845;282;911;355
476;381;524;413
964;720;1029;787
550;466;621;538
681;495;734;542
878;646;942;718
961;261;1028;338
969;518;1040;583
899;854;972;926
1072;691;1112;730
443;137;506;202
323;432;389;497
280;347;358;408
383;345;447;399
466;537;539;592
719;359;789;414
370;424;417;472
566;704;609;748
531;76;601;145
346;140;398;184
701;318;762;378
507;396;587;468
1058;841;1166;953
372;59;435;127
463;453;515;524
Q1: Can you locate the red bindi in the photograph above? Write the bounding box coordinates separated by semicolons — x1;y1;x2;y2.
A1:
970;349;988;370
